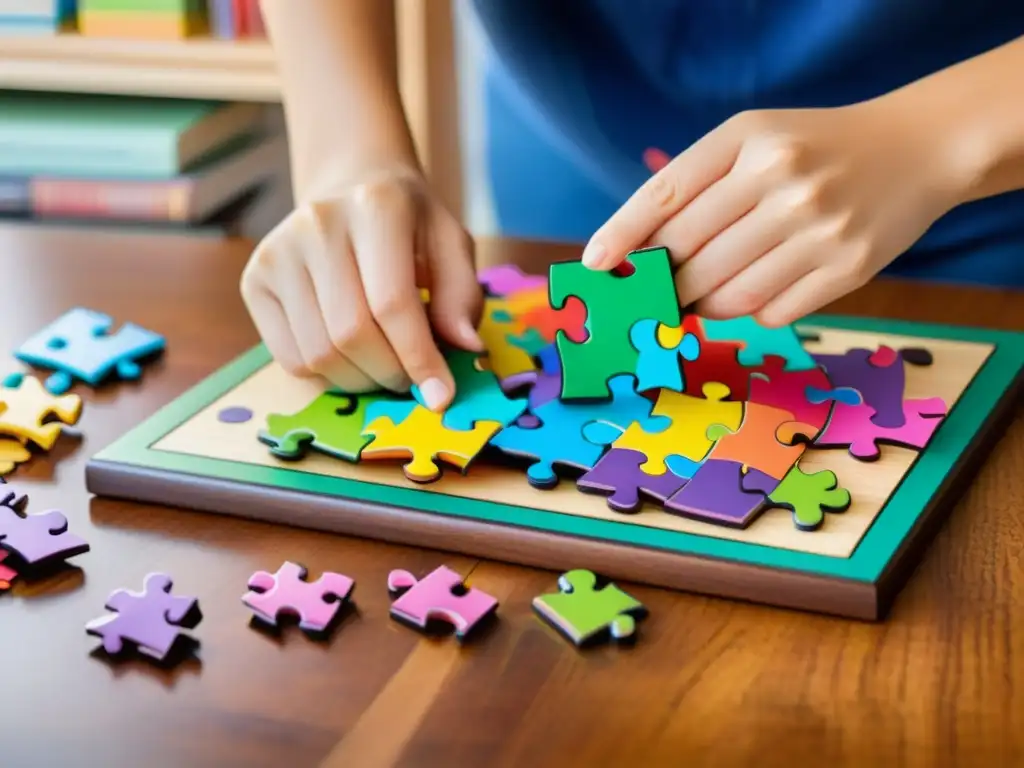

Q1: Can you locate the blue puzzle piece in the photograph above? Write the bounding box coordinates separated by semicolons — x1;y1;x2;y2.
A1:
490;374;669;488
13;308;165;394
412;348;527;430
537;344;560;375
701;316;816;371
664;454;702;480
364;397;418;427
629;319;701;392
806;386;862;406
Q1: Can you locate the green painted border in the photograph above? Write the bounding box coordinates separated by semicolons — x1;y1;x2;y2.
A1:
91;313;1024;584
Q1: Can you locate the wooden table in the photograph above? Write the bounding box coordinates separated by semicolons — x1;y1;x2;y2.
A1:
2;225;1023;767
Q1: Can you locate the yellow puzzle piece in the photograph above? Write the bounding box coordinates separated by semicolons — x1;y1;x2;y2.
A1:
0;375;82;450
613;382;744;474
0;438;31;476
361;405;502;483
477;297;537;379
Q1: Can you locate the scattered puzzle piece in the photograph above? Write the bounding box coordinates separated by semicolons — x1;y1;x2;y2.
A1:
260;389;408;462
705;402;817;481
85;573;202;662
577;447;688;514
629;318;700;392
242;561;355;636
0;438;32;476
701;316;817;371
13;307;165;394
664;459;775;527
387;565;498;641
747;356;833;433
0;551;16;590
532;569;646;646
812;347;907;428
361;405;501;483
413;349;527;431
0;374;82;450
550;246;680;400
0;486;89;567
813;397;947;461
742;462;851;531
477;264;548;296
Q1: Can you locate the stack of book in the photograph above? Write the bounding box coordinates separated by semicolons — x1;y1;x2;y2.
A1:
0;0;76;36
77;0;208;39
0;91;288;236
209;0;265;39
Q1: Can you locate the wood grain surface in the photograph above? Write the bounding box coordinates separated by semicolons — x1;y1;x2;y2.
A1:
1;223;1023;767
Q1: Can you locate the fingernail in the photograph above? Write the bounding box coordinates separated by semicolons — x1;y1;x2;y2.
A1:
418;377;450;411
581;240;607;269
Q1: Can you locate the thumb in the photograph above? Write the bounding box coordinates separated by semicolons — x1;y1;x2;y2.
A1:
426;209;486;353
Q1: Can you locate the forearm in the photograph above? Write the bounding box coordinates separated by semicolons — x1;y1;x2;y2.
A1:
879;34;1024;206
259;0;420;201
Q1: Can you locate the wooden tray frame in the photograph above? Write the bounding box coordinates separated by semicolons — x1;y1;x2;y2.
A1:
85;314;1024;621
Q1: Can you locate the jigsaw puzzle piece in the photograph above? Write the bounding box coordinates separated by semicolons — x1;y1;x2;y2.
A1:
0;375;82;450
478;299;537;379
577;447;689;514
521;295;588;344
550;246;680;400
242;561;355;636
813;397;947;461
614;382;743;474
806;386;861;406
85;573;202;662
678;315;752;400
0;551;16;590
663;459;775;527
700;316;817;371
478;264;548;296
629;318;700;392
741;462;851;531
705;402;817;481
14;307;165;394
747;356;833;434
387;565;498;641
532;569;646;646
412;349;527;431
811;347;907;428
499;361;561;429
508;328;549;358
0;439;32;476
0;486;89;567
361;405;501;483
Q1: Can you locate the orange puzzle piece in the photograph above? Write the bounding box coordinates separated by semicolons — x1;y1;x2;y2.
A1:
705;402;817;480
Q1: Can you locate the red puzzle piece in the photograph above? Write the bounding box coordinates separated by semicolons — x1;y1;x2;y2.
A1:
521;296;588;344
680;315;755;400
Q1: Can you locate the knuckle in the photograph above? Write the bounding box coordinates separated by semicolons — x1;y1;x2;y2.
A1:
367;290;410;326
348;177;407;213
304;343;339;375
328;308;373;352
643;171;685;212
841;239;874;282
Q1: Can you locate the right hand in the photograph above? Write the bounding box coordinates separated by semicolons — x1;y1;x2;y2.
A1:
240;164;484;411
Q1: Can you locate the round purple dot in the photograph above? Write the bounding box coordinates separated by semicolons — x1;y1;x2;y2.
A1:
218;406;253;424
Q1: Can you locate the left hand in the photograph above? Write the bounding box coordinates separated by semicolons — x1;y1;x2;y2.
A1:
583;99;964;326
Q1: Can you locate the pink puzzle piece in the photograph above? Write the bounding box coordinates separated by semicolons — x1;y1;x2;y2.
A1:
387;565;498;641
748;356;833;434
814;397;947;461
243;561;355;636
0;551;16;589
478;264;547;297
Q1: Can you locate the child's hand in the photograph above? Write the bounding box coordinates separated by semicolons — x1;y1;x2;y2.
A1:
583;100;962;326
240;164;484;410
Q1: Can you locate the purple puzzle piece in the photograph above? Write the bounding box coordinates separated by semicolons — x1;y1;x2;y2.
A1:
664;459;776;528
577;447;689;514
500;364;562;428
85;573;202;662
812;347;905;428
0;487;89;566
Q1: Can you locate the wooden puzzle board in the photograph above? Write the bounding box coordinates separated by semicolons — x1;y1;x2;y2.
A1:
86;314;1024;621
151;327;989;559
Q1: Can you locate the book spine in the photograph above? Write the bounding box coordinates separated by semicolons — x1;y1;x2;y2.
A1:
31;178;192;222
245;0;264;37
0;177;30;215
232;0;246;37
209;0;234;39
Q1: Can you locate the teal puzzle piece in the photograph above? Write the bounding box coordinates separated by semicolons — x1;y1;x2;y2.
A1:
411;348;527;431
701;316;817;371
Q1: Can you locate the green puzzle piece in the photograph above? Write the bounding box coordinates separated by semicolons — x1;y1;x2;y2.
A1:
746;462;852;531
412;348;527;431
549;246;680;400
701;316;817;371
259;389;413;462
532;569;647;646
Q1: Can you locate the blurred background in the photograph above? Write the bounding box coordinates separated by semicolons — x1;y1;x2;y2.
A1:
0;1;489;242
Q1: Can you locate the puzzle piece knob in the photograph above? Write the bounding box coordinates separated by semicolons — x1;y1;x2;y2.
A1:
610;614;637;640
387;569;418;593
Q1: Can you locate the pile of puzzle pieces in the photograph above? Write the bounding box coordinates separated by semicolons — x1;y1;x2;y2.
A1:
259;246;949;532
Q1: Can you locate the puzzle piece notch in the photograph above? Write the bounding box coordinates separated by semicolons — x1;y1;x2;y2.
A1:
577;447;688;514
629;318;700;393
0;374;82;451
550;246;681;400
521;295;588;344
14;307;165;394
741;462;851;531
362;405;501;483
387;565;498;641
412;349;527;431
0;486;89;567
532;569;647;646
806;386;861;407
242;561;355;637
85;573;202;663
814;397;947;461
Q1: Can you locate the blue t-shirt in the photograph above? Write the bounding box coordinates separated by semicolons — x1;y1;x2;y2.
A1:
468;0;1024;287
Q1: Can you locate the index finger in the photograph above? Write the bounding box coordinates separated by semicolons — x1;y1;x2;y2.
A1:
582;121;746;270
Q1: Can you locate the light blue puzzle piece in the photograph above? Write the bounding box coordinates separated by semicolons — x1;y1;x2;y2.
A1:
364;397;418;427
664;454;702;480
806;386;862;406
537;343;560;375
411;348;527;430
13;307;165;394
701;316;816;371
629;319;701;392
